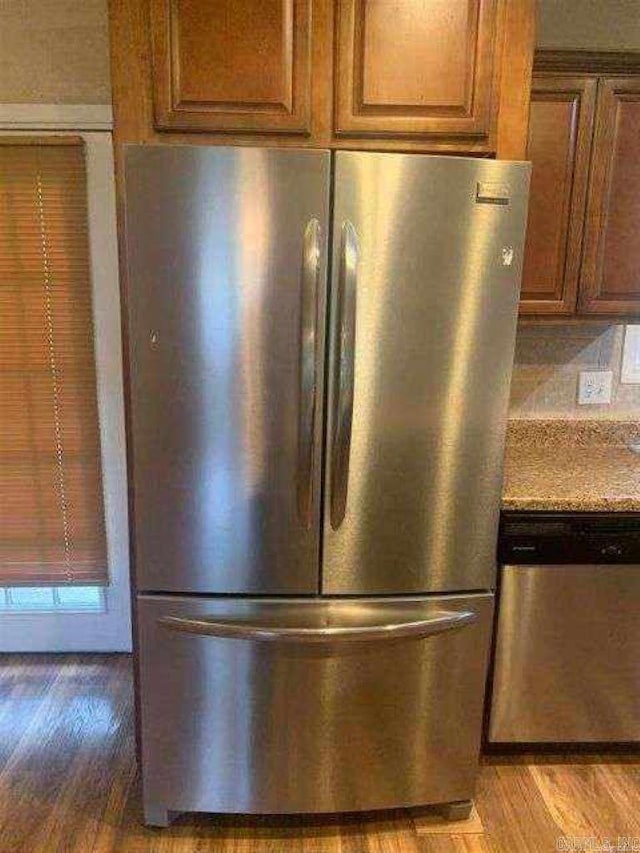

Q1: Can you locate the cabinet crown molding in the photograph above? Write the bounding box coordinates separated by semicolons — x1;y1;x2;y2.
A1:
534;50;640;75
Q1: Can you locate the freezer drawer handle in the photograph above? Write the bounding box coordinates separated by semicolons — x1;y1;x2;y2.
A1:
330;221;358;529
297;218;322;528
157;610;476;644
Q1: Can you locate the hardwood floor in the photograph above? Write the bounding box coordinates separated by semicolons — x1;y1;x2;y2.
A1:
0;655;637;852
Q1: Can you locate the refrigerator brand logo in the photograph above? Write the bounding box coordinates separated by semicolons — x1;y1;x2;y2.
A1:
502;247;514;267
476;181;510;205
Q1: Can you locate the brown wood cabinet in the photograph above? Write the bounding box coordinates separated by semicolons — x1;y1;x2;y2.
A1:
521;56;640;318
580;77;640;314
334;0;498;143
109;0;535;157
519;76;596;314
149;0;313;134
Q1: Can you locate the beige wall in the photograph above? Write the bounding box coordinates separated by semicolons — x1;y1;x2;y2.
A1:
0;0;111;104
537;0;640;50
509;323;640;419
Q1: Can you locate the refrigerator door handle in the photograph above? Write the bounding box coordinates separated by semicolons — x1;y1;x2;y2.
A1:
297;218;322;528
330;221;358;529
157;609;476;644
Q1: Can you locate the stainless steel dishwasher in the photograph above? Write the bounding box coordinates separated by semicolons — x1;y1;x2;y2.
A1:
489;513;640;744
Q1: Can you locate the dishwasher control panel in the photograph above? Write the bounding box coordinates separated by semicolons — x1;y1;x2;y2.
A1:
499;512;640;564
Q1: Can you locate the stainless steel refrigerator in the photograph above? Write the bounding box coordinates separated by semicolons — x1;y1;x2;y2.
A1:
123;145;530;826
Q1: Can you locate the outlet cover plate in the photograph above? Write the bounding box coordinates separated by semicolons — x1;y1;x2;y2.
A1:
578;370;613;405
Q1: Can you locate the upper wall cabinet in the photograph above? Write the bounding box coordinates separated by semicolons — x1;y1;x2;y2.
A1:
521;55;640;318
520;76;596;314
110;0;535;156
149;0;313;134
334;0;499;143
580;77;640;314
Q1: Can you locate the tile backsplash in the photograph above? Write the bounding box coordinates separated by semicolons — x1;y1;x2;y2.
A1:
509;322;640;419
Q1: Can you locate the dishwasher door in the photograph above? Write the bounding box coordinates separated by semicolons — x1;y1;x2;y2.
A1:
137;593;493;825
490;564;640;743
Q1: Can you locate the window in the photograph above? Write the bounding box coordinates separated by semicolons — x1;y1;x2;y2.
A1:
0;137;108;586
0;585;104;613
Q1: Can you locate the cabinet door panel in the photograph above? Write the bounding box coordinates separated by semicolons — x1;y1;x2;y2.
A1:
334;0;499;140
520;76;596;315
150;0;312;134
581;77;640;314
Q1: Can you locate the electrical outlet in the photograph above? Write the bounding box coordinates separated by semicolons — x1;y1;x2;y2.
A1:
578;371;613;405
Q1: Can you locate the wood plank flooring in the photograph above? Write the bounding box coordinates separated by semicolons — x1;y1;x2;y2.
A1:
0;654;637;852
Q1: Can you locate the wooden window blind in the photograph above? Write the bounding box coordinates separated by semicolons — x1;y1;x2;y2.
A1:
0;137;108;585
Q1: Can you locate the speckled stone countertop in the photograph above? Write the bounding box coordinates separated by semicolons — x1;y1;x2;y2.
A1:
502;419;640;512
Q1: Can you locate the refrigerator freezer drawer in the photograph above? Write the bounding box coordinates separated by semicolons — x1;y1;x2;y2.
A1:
137;593;494;824
490;564;640;743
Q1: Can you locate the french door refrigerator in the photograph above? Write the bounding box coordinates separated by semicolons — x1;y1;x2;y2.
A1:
123;145;530;826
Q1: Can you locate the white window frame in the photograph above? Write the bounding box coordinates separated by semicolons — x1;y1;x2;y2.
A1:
0;104;131;651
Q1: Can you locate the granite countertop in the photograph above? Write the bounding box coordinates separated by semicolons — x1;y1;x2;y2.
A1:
502;419;640;512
